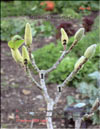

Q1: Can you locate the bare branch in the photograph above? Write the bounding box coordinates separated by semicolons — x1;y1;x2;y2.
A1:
39;70;52;102
59;57;88;88
54;92;61;104
46;51;66;74
31;54;40;73
54;57;88;106
90;98;100;113
26;45;40;73
27;68;42;90
39;70;54;129
45;40;78;74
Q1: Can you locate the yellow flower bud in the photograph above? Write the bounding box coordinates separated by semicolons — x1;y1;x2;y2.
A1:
24;23;32;47
84;44;97;58
74;28;85;41
11;49;23;63
22;46;30;64
61;28;69;46
74;56;86;70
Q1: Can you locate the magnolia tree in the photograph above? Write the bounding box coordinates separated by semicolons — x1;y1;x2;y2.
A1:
8;23;98;129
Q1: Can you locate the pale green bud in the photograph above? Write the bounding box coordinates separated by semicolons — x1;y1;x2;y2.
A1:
11;49;23;63
22;46;30;64
84;44;97;58
61;28;69;45
74;56;85;70
74;28;85;41
24;23;32;47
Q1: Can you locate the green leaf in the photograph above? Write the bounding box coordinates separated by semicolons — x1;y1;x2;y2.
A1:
14;39;24;49
8;40;14;49
8;39;24;49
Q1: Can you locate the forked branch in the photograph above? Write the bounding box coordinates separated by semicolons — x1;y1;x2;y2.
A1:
45;40;78;74
8;23;97;129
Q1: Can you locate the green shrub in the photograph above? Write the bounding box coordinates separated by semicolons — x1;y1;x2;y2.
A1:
33;42;62;69
1;18;35;41
48;56;77;83
1;1;99;18
54;1;99;17
62;8;81;19
92;16;100;30
1;17;55;41
1;1;45;17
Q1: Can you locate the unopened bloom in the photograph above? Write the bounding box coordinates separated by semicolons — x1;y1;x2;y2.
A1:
74;56;86;70
74;28;85;41
61;28;69;46
11;49;23;63
24;23;32;47
22;46;30;64
84;44;97;58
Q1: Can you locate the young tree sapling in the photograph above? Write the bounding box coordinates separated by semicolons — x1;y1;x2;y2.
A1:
8;23;98;129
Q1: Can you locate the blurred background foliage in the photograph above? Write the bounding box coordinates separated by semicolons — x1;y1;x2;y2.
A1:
1;0;99;42
1;1;99;17
1;17;55;41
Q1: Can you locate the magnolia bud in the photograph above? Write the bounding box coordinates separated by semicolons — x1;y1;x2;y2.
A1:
61;28;69;46
11;49;23;63
22;46;30;64
74;28;85;41
74;56;86;70
24;23;32;47
84;44;97;58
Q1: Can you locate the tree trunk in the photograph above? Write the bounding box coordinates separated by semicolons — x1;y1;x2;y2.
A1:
46;100;54;129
